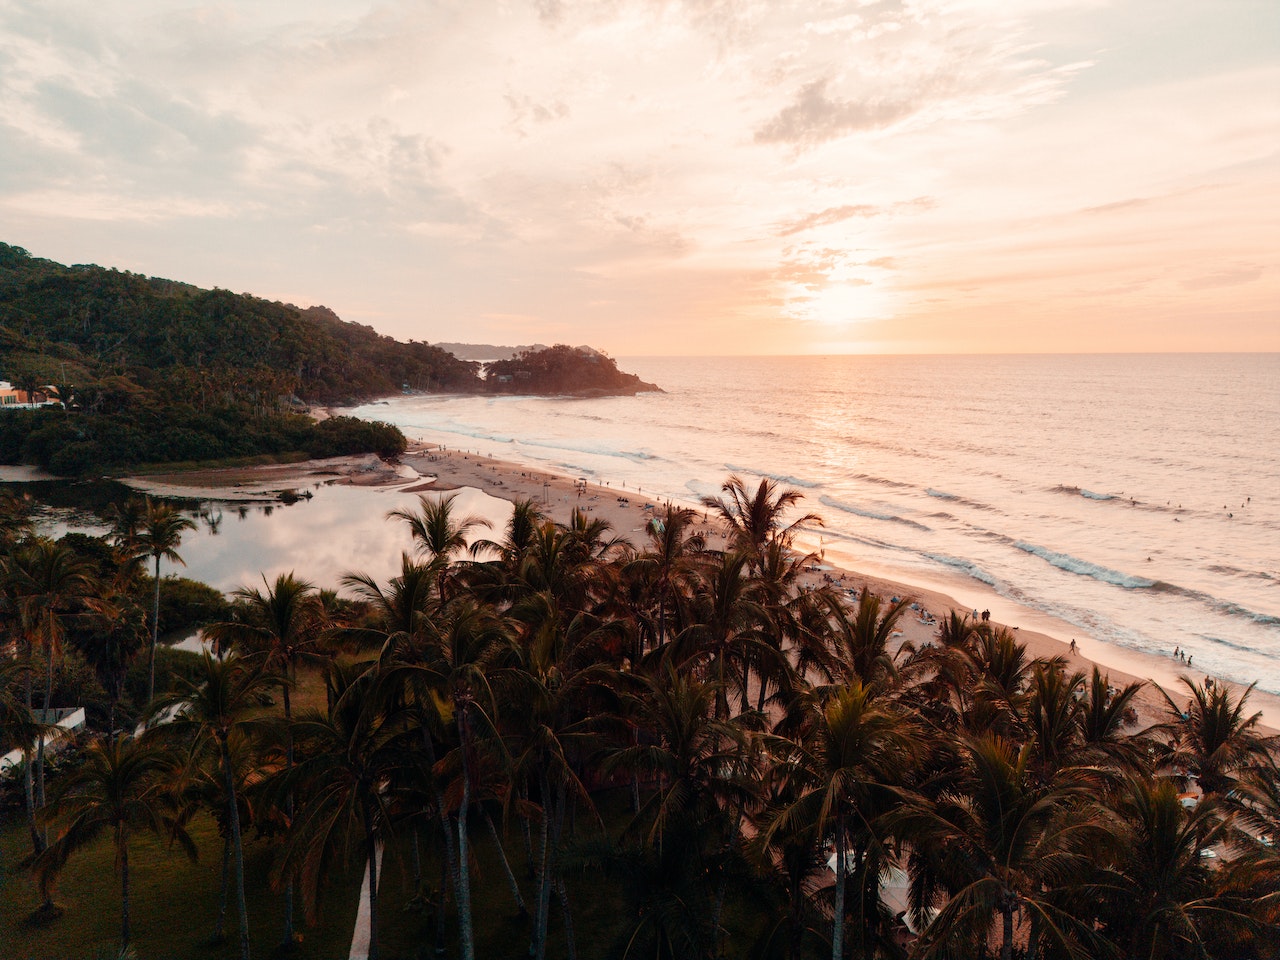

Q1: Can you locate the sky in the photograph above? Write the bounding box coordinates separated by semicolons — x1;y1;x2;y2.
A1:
1;1;1277;355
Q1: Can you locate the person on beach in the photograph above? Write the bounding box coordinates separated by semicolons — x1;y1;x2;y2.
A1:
1070;639;1077;655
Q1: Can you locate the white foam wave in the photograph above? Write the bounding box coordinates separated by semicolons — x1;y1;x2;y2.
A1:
1014;541;1156;590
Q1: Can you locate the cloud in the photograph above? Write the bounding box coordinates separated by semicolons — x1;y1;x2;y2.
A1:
775;197;936;236
755;77;921;146
1180;264;1264;290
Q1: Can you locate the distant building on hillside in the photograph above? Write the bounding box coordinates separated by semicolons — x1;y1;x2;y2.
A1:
0;381;54;407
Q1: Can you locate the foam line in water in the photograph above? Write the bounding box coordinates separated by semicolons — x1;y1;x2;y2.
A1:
850;472;914;490
1014;541;1157;589
820;495;932;531
723;464;820;489
923;552;998;586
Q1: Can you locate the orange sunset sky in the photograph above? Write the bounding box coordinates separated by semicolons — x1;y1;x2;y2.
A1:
2;1;1276;355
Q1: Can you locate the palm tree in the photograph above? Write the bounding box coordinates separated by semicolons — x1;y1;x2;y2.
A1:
701;474;822;572
0;489;35;547
669;550;774;720
9;537;97;832
1158;676;1277;798
906;734;1103;960
278;660;403;960
819;589;913;691
0;651;46;869
1097;775;1261;957
605;665;761;958
134;498;196;706
36;734;195;950
762;681;922;960
204;572;326;948
152;652;275;960
624;503;705;653
388;493;491;599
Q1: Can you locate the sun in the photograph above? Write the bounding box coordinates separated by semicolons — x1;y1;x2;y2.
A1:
790;282;891;326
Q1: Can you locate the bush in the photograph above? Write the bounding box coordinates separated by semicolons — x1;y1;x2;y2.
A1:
306;416;407;460
124;646;205;707
140;576;232;634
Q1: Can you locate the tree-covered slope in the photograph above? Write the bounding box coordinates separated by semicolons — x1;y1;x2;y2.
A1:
0;243;480;405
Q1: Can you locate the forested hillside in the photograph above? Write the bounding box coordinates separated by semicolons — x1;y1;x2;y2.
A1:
0;243;479;405
0;243;658;475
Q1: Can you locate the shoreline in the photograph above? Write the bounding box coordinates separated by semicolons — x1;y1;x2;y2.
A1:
123;441;1280;733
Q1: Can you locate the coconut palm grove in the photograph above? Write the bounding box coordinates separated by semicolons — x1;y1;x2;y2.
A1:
1;479;1278;959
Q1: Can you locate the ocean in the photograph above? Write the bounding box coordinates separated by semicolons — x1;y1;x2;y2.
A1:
349;353;1280;701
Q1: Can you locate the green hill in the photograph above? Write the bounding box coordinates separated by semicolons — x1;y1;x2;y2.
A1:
0;244;658;476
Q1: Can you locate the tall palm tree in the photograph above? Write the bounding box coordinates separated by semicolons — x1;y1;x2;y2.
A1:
0;651;46;870
134;498;196;705
701;474;822;572
1158;676;1278;798
669;550;773;720
624;504;705;653
279;660;403;960
906;734;1103;960
204;572;326;949
36;734;195;950
406;596;511;960
152;652;274;960
1097;775;1261;957
10;537;97;831
388;493;491;599
605;666;761;959
762;681;922;960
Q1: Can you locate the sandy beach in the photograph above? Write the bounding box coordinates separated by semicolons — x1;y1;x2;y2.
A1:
125;441;1280;734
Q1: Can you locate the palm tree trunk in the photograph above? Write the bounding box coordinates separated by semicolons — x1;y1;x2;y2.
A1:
281;674;294;949
120;827;131;947
520;786;535;878
221;737;251;960
215;833;231;943
454;705;476;960
531;767;553;960
420;724;460;906
832;813;846;960
555;876;577;960
433;852;449;957
551;784;575;960
484;809;528;918
22;749;39;854
712;795;746;947
37;630;54;821
1001;901;1014;960
21;659;43;857
411;827;422;894
362;796;381;960
148;555;161;705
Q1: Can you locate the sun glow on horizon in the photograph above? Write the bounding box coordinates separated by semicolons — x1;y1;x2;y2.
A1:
787;281;894;329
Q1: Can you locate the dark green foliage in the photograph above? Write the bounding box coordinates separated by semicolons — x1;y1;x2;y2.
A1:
0;244;480;404
305;416;407;460
485;345;660;395
146;576;233;635
123;646;204;708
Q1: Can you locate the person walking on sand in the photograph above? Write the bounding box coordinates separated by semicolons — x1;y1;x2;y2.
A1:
1069;639;1077;655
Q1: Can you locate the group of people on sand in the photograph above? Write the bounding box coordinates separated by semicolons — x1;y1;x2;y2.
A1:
1173;645;1194;667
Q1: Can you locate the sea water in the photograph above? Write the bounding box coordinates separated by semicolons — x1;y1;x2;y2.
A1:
350;353;1280;700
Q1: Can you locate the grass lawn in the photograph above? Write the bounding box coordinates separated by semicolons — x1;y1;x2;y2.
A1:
0;812;361;960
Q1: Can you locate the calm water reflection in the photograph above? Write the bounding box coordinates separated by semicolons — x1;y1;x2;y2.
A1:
177;483;515;592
